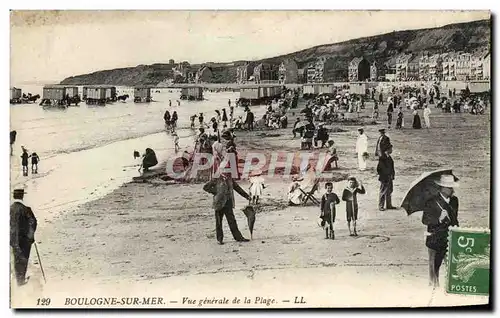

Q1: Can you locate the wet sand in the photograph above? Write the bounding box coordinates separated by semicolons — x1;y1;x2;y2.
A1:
12;103;490;308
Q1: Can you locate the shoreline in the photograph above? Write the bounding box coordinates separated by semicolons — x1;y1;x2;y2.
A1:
10;129;195;224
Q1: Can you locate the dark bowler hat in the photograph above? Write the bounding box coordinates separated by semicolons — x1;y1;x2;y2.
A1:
13;189;26;195
378;128;386;133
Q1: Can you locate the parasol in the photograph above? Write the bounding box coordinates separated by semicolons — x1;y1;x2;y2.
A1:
242;205;256;239
400;168;459;215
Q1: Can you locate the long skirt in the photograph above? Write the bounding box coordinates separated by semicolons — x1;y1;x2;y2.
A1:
357;152;367;170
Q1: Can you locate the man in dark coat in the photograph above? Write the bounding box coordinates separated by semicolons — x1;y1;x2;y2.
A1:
376;145;396;211
314;124;329;148
203;174;251;245
375;128;391;157
10;189;37;286
245;110;254;131
387;100;394;128
422;174;459;287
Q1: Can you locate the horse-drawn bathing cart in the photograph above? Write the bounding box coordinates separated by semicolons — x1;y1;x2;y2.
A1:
134;87;152;103
39;85;81;108
10;87;22;104
180;87;204;101
83;85;117;105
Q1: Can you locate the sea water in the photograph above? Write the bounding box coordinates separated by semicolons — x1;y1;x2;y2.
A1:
9;86;268;221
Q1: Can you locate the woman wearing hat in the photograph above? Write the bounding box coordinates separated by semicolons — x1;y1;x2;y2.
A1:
422;174;460;287
356;128;368;171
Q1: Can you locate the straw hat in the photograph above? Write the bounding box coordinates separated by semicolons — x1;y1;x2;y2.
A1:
434;174;459;188
249;170;263;177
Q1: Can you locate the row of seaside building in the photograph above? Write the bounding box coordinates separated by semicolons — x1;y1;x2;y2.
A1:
167;49;490;85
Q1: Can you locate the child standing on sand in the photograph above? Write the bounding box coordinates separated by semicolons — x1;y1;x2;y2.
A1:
21;146;29;176
248;171;266;205
320;182;340;239
172;132;180;153
342;177;366;236
30;152;40;174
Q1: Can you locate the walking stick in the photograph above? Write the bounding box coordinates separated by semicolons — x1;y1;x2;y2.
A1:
34;242;46;284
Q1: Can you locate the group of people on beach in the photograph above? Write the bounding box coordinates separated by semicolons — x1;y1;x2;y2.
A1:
10;131;41;177
375;84;489;130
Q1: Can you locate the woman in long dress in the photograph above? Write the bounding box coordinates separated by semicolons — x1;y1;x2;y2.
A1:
412;110;422;129
396;107;404;129
287;166;317;205
222;108;228;124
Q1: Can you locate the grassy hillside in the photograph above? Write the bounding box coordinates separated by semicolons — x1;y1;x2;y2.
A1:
60;18;490;86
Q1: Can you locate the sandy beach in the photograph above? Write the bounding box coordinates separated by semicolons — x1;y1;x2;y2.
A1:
10;99;490;308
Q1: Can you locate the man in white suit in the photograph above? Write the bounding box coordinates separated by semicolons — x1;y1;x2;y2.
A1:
356;128;368;171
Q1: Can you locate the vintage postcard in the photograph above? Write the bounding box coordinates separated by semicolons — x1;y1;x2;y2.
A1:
9;10;491;308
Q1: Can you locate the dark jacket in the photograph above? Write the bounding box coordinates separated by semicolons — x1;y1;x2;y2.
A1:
320;192;340;214
422;194;459;251
375;135;391;157
203;178;250;211
10;201;37;256
342;186;366;213
387;103;394;113
245;111;254;123
377;155;395;182
317;127;329;141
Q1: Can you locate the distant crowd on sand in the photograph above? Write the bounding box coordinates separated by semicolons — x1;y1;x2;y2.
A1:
374;84;488;129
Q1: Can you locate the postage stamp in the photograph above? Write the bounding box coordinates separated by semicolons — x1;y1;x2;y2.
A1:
446;227;490;296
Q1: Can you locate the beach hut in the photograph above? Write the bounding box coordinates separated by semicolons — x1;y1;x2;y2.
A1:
240;86;260;100
180;86;203;100
104;86;117;101
10;87;22;104
134;87;152;103
302;84;315;97
39;85;81;107
83;85;116;105
349;82;369;95
40;85;67;107
317;84;336;95
84;86;107;105
43;85;65;100
468;80;490;93
64;86;79;98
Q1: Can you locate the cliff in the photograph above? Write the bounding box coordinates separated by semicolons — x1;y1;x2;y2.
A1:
60;18;491;85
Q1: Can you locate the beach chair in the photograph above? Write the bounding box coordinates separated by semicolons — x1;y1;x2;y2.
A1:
299;180;320;206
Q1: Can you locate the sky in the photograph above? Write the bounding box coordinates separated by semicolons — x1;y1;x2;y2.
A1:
10;10;490;85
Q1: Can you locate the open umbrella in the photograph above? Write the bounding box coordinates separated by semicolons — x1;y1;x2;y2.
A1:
400;168;459;215
242;205;256;240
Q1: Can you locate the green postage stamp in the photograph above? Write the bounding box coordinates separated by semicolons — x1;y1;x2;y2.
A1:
446;227;490;296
